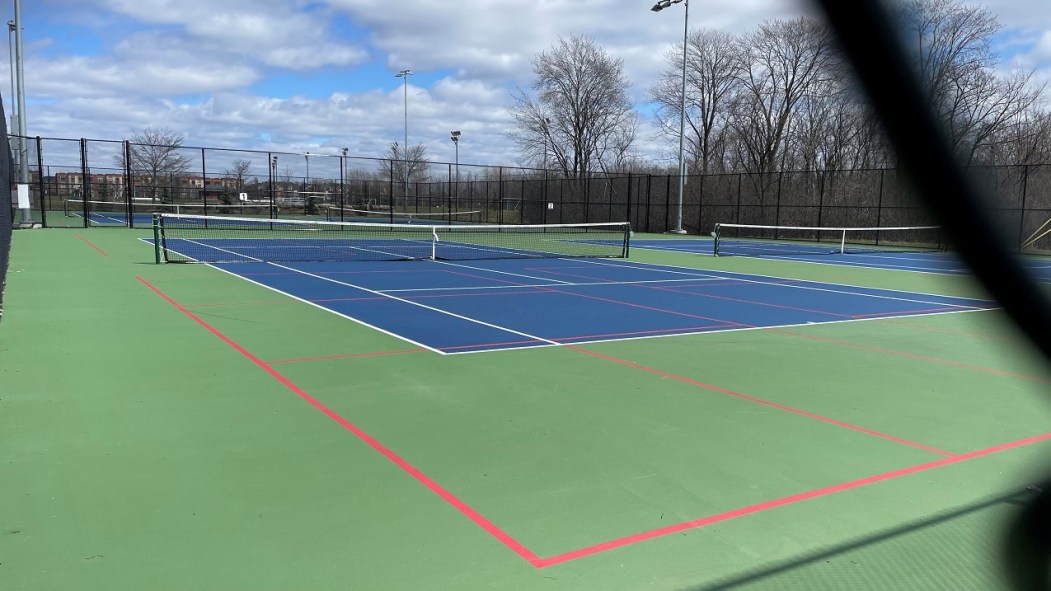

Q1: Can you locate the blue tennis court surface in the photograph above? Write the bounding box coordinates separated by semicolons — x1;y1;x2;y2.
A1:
212;257;997;354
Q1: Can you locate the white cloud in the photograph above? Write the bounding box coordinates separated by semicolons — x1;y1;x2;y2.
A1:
15;0;1051;168
24;54;259;99
97;0;369;70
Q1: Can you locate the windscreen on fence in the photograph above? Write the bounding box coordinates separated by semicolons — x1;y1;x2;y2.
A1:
0;92;13;325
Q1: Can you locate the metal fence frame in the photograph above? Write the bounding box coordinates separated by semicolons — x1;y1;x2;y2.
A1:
0;106;13;324
12;135;1051;253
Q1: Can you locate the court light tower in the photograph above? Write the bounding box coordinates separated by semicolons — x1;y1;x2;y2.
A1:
303;152;312;189
395;69;412;212
542;117;551;170
7;21;15;147
10;1;29;225
341;147;348;209
450;131;460;183
652;0;689;234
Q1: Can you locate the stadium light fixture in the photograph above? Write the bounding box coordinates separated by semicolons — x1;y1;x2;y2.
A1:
652;0;689;234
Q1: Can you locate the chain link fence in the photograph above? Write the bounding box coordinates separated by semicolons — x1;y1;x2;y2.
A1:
12;135;1051;253
0;103;13;324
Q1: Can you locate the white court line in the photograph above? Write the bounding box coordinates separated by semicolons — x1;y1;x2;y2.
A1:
574;258;996;310
380;277;721;294
172;237;430;262
203;263;444;355
432;259;576;284
265;261;561;351
444;308;995;355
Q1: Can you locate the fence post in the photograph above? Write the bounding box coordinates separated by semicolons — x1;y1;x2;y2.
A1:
34;137;45;227
817;170;826;227
79;138;90;227
876;168;886;228
1018;164;1031;253
696;173;705;233
124;141;134;225
774;171;784;239
625;172;632;227
542;169;548;225
388;160;395;224
498;167;505;225
735;173;742;225
645;174;652;233
665;174;671;232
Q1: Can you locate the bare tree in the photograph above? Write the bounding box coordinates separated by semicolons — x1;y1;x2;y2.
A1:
115;127;192;202
652;29;741;175
899;0;1046;165
377;142;429;211
992;107;1051;166
728;17;840;177
509;35;637;185
224;159;252;190
377;142;428;184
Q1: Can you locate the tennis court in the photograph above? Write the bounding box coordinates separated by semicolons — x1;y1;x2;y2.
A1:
4;219;1051;590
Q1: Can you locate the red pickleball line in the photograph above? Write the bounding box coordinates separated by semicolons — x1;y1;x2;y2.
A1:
568;345;955;457
74;233;108;256
137;276;544;566
535;432;1051;568
137;275;1050;571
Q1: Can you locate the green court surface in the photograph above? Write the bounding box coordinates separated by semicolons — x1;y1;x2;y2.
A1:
3;228;1051;590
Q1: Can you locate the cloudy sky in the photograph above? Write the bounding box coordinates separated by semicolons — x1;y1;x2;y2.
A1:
6;0;1051;172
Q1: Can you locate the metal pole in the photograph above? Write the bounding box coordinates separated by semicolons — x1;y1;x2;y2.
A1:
450;131;461;211
672;0;689;234
396;69;411;213
12;2;30;224
341;147;348;221
7;21;14;137
403;78;407;212
14;0;25;161
651;0;690;233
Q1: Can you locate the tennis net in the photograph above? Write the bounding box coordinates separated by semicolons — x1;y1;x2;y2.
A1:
66;199;276;224
154;213;631;263
712;223;945;257
322;205;484;225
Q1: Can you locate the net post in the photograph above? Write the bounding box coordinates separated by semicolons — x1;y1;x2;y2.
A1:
431;226;438;260
840;229;847;254
712;223;721;256
152;213;162;264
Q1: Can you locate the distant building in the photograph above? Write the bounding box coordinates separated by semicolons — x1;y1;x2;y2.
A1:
53;172;126;201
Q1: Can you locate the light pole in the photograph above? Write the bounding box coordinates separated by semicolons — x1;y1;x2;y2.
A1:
450;131;460;212
541;117;551;171
341;147;348;214
303;153;311;190
7;21;15;145
450;131;460;183
10;4;29;225
652;0;689;234
395;69;412;212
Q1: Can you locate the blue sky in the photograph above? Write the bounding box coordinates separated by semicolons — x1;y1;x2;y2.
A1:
6;0;1051;171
